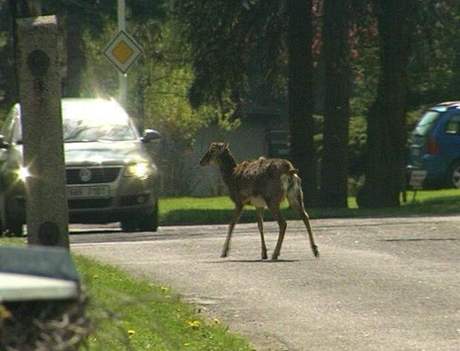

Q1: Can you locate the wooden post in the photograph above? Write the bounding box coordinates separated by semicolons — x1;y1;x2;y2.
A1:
16;15;69;248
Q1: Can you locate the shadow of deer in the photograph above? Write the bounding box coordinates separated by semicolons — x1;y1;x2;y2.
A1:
200;142;319;260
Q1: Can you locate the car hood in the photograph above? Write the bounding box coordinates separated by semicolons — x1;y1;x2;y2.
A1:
64;141;151;166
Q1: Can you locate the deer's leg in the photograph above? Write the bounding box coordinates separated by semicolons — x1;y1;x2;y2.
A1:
221;205;243;258
287;183;319;258
255;207;268;259
299;210;319;258
269;204;287;260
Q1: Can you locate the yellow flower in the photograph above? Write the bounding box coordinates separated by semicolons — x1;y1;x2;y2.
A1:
187;320;201;329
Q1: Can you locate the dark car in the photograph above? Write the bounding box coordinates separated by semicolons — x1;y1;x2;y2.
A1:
0;98;161;235
407;101;460;189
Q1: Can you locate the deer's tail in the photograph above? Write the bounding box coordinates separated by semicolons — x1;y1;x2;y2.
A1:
282;169;305;212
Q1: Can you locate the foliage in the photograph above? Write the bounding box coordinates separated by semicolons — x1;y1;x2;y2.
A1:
174;0;286;110
141;21;216;144
1;0;460;200
406;0;460;106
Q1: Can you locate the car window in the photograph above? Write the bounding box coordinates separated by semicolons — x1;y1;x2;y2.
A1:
63;117;136;142
444;113;460;135
9;100;138;143
414;111;441;136
62;102;137;142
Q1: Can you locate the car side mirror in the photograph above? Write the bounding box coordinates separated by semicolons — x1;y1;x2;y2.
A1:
141;129;161;143
0;135;9;149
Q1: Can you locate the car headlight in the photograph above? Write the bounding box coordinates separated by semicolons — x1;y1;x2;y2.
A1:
16;166;31;182
124;162;152;179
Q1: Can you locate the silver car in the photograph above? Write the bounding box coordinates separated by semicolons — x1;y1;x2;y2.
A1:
0;98;161;235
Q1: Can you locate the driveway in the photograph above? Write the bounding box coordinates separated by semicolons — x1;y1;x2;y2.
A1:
71;216;460;351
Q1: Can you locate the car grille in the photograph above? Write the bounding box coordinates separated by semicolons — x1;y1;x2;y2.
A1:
68;198;112;209
66;167;121;184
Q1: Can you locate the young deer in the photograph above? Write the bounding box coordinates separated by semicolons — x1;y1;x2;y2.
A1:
200;142;319;260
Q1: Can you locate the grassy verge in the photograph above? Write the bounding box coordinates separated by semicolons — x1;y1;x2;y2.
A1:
158;189;460;226
0;240;254;351
75;255;254;351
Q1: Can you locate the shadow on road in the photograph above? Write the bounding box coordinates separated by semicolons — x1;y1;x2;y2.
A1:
381;238;459;242
205;259;301;264
69;229;121;235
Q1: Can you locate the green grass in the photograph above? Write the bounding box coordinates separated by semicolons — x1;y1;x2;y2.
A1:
76;255;254;351
159;189;460;226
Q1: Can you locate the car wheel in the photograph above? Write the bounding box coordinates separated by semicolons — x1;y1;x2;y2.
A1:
449;161;460;188
137;202;159;232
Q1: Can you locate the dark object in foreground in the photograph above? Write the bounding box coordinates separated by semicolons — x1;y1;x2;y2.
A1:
0;292;90;351
0;246;88;349
200;142;319;260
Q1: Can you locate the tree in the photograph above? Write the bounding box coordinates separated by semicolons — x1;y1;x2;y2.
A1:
287;0;316;205
175;0;318;204
319;0;352;207
358;0;417;208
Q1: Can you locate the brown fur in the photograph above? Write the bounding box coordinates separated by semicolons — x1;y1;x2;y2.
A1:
200;142;319;259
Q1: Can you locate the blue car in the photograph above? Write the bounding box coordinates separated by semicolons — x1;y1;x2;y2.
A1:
407;101;460;189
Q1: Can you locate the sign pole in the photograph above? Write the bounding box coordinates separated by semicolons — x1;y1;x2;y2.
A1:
117;0;127;107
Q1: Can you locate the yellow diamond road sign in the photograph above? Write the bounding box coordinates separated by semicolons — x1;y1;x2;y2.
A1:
103;30;143;74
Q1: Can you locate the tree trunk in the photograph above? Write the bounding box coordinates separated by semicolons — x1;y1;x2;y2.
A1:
287;0;316;206
319;0;351;208
358;0;415;208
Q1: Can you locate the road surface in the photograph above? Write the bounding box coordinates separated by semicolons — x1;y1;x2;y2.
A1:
71;216;460;351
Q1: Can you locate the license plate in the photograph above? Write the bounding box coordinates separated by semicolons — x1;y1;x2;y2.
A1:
67;185;111;199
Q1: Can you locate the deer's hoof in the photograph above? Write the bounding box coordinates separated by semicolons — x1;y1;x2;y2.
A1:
312;245;319;258
221;252;228;258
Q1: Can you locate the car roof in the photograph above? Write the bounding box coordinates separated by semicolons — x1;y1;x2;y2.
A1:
432;101;460;113
14;98;130;122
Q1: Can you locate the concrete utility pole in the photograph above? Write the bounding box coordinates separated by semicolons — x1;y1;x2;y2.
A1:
118;0;127;107
16;15;69;249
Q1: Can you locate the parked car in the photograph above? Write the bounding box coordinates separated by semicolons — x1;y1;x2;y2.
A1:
407;101;460;189
0;98;161;235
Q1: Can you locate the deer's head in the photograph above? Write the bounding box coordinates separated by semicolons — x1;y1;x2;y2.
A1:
200;142;229;166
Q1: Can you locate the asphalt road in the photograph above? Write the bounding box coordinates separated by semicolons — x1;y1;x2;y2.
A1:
71;216;460;351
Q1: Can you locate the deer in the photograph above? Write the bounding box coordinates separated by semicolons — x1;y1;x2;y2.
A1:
199;142;319;260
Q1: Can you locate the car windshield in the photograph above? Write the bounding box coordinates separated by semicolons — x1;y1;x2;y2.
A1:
413;111;440;136
62;101;137;142
13;100;138;143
